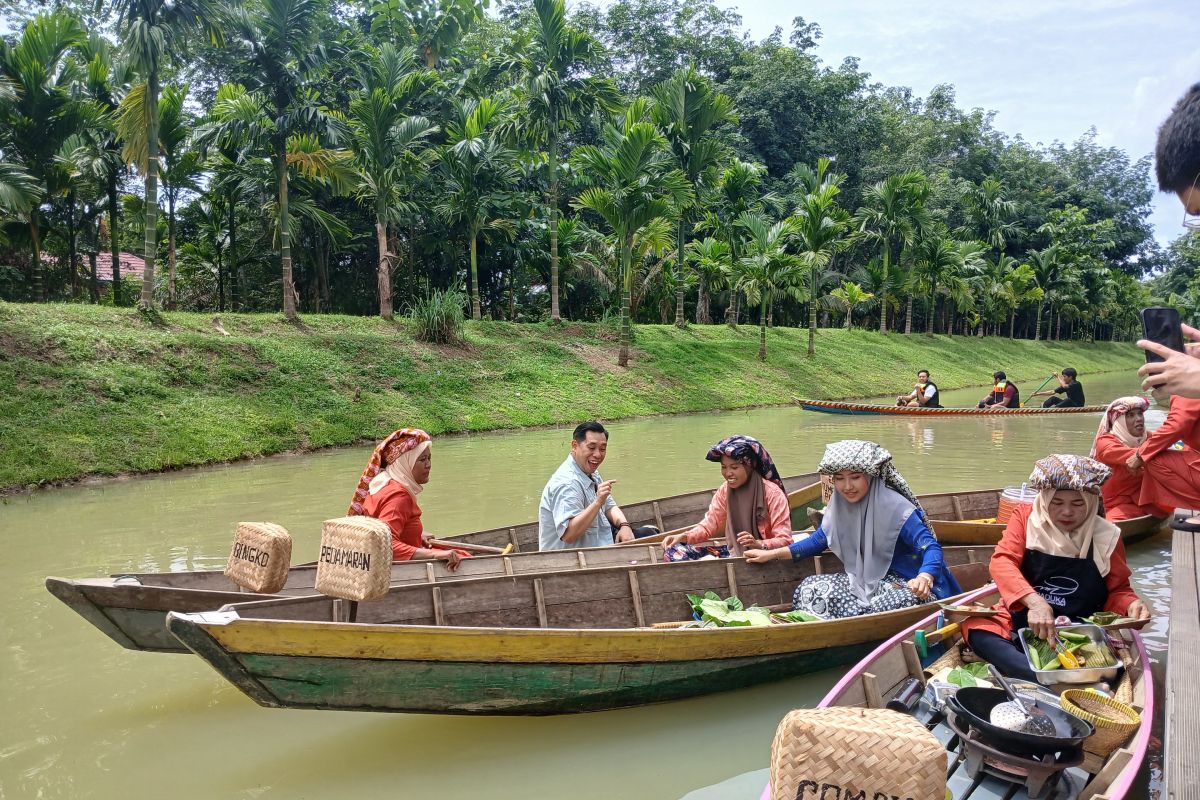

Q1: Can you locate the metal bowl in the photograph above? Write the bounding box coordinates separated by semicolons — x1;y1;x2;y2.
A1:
1018;623;1121;686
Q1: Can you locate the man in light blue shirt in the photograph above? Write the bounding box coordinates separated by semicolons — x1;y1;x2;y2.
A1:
538;421;637;551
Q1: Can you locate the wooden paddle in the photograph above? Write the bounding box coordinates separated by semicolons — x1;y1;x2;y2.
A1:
1023;374;1057;407
427;539;511;555
615;481;824;548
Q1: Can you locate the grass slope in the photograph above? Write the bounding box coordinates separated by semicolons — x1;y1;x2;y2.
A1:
0;302;1142;491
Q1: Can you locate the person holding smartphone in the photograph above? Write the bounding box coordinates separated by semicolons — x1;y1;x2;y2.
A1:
1138;84;1200;398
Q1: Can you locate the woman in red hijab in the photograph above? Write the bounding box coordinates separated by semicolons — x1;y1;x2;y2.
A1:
347;428;469;569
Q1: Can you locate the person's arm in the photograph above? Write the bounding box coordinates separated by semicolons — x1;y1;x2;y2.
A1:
757;483;795;549
553;481;605;544
915;385;935;406
663;485;726;547
605;501;635;543
1139;324;1200;400
990;509;1037;608
1101;540;1145;617
788;526;829;560
1093;434;1138;471
1139;397;1193;461
375;495;422;561
900;515;943;578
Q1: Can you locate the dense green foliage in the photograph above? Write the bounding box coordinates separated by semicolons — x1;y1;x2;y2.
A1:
0;301;1142;490
2;0;1196;351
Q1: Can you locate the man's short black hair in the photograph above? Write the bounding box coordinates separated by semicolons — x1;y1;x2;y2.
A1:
994;371;1007;382
1156;83;1200;193
917;369;930;377
1062;367;1077;379
572;421;608;442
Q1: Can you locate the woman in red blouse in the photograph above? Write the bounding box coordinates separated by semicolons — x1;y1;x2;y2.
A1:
347;428;469;568
1091;396;1200;519
961;454;1151;681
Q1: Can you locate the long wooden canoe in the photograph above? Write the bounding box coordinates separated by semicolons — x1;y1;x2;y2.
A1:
770;586;1154;800
797;398;1108;416
166;546;995;715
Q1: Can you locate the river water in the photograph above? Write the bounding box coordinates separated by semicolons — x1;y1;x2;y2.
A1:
1;372;1172;799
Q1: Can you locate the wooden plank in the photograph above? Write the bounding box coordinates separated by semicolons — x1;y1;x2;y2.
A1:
628;571;646;628
533;579;548;629
1079;748;1131;800
425;563;437;584
431;586;445;626
901;639;923;680
503;556;514;576
652;501;666;531
861;671;883;708
951;496;965;521
577;551;587;568
1165;529;1200;800
725;562;740;601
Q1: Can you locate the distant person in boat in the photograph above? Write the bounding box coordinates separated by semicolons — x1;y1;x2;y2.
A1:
960;454;1151;682
1139;84;1200;399
1030;368;1085;408
660;435;793;562
977;371;1019;409
537;421;657;551
1091;396;1200;520
347;428;470;569
744;440;960;619
896;369;941;408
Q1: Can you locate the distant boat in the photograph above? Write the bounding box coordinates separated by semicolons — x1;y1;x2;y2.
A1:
796;398;1107;416
166;546;996;715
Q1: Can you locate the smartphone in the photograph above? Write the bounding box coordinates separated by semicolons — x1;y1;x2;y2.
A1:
1141;307;1186;363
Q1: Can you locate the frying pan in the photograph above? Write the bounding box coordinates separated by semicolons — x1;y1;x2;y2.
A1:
946;687;1093;755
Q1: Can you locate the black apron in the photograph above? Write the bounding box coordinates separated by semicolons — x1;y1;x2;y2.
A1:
1010;544;1108;632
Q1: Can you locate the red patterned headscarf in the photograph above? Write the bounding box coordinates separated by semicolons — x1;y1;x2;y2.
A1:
347;428;432;515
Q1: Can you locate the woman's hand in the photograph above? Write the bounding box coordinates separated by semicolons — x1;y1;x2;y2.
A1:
1024;593;1057;642
438;549;462;571
1126;598;1151;620
907;573;934;600
1125;452;1144;473
744;547;782;564
661;533;688;550
421;532;436;546
735;531;757;546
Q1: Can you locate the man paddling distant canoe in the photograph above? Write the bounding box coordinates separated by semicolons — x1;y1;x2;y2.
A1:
977;371;1020;409
896;369;941;408
1029;367;1085;408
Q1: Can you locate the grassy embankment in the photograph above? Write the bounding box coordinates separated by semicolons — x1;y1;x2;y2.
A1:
0;302;1142;492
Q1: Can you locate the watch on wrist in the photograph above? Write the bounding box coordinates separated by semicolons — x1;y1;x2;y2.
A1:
616;522;632;531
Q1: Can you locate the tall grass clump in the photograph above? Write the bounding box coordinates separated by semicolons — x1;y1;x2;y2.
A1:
409;289;467;344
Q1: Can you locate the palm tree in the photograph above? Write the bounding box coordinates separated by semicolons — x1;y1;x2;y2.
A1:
684;237;729;324
828;280;873;329
571;99;691;366
1027;246;1061;341
574;216;675;323
853;170;927;334
791;159;849;356
0;12;87;300
0;162;40;215
437;96;520;321
114;0;220;311
224;0;344;320
650;65;737;327
373;0;486;70
730;212;803;361
508;0;619;322
346;43;439;320
1002;262;1043;339
909;235;984;336
960;177;1020;258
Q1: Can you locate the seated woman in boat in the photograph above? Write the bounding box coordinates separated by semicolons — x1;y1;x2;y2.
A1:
744;440;960;618
660;435;793;562
347;428;469;569
1091;396;1200;520
961;454;1151;681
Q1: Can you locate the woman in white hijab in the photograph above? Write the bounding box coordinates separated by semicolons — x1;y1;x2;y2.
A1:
1091;396;1200;520
348;428;468;569
746;440;960;619
961;454;1151;681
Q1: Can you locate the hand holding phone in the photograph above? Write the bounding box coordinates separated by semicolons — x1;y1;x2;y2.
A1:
1140;307;1186;363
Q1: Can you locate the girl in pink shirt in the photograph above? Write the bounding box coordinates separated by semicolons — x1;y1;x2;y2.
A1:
661;435;793;562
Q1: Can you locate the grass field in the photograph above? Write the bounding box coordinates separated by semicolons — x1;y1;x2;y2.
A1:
0;302;1142;491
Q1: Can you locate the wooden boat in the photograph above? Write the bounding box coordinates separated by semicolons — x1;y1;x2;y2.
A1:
166;546;995;715
797;398;1108;416
45;479;1161;654
917;487;1165;547
44;474;820;654
774;585;1153;800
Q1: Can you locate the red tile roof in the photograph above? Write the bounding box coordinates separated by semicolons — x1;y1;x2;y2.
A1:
95;252;145;282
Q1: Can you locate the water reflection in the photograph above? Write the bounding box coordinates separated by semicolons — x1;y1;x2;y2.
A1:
0;370;1168;800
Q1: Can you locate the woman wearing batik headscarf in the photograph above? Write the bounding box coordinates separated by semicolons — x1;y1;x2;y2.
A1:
347;428;469;569
745;440;960;618
660;435;793;562
961;454;1151;681
1091;395;1200;520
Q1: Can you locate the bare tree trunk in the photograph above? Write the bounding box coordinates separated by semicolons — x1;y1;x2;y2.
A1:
469;231;482;320
696;273;710;324
167;194;178;309
758;294;768;361
726;291;740;327
618;238;633;367
904;294;913;334
675;214;686;328
68;195;80;300
139;69;160;312
88;251;99;303
275;140;298;320
376;219;393;319
548;124;562;322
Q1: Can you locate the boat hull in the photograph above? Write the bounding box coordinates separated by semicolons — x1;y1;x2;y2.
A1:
797;398;1107;416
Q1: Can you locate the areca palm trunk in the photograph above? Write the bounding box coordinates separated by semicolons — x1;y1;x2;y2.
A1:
29;212;42;300
108;180;121;305
904;294;913;334
548;123;561;323
725;243;739;327
675;212;686;328
845;306;852;329
1009;310;1016;339
275;140;297;320
879;247;889;334
758;292;768;361
618;236;633;367
807;272;818;357
696;275;709;324
376;213;393;320
167;194;177;309
68;194;80;299
469;225;482;320
1035;303;1043;341
927;291;936;336
140;70;160;311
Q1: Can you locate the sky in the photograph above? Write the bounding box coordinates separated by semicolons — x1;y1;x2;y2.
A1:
709;0;1199;248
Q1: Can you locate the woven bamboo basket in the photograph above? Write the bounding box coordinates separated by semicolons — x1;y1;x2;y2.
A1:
1060;689;1140;757
769;707;944;800
224;522;292;593
315;516;392;602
